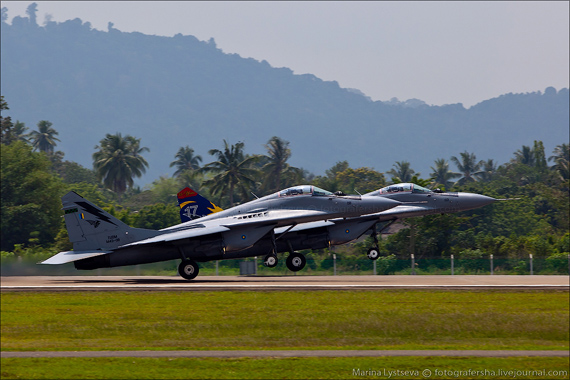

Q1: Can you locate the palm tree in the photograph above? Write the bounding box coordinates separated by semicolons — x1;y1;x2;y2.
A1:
475;159;498;182
549;143;569;180
450;151;482;186
92;133;149;198
29;120;60;154
170;146;203;177
12;121;29;143
202;140;260;206
261;136;301;193
387;161;417;183
513;145;535;166
430;158;460;190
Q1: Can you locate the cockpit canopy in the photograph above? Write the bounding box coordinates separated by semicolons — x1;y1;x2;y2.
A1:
378;183;431;194
278;185;333;197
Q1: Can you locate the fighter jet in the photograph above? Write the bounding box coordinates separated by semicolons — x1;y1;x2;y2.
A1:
41;185;400;279
178;183;498;266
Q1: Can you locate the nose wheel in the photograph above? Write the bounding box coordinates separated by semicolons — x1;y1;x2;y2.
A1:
367;247;380;260
263;254;278;268
286;252;306;272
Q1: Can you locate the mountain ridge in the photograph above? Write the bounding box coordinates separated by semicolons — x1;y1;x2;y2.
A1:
1;15;568;185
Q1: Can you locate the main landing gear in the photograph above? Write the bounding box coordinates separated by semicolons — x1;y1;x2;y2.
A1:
286;252;306;272
264;229;307;272
177;246;200;280
178;259;199;280
263;251;306;271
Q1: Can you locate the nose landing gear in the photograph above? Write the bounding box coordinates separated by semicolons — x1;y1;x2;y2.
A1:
263;253;278;268
367;247;380;260
366;220;397;261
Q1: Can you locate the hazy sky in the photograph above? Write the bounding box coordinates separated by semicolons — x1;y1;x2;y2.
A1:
3;1;569;107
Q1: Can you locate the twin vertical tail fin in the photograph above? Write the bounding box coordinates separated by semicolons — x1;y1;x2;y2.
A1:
62;188;220;249
177;187;223;223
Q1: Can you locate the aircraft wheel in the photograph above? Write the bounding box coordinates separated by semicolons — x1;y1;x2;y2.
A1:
286;252;306;272
263;254;278;268
178;259;199;280
367;247;380;260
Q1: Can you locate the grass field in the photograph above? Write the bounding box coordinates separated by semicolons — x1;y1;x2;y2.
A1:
1;289;569;379
2;290;568;351
2;357;569;379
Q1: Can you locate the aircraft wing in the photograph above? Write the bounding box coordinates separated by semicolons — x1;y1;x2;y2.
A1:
274;220;335;234
41;250;112;264
121;224;231;247
275;204;438;234
375;204;439;221
124;209;338;249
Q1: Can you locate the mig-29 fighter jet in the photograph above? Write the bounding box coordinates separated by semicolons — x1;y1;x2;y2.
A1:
41;185;400;280
178;183;498;267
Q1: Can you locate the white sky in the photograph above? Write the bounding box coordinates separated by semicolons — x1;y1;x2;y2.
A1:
2;1;569;107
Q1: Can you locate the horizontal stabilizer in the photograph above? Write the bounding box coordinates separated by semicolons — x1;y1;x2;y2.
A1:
41;250;112;265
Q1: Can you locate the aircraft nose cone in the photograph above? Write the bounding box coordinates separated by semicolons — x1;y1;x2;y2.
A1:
459;193;497;211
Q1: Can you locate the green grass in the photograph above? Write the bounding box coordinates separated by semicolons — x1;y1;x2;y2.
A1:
1;357;569;379
2;290;568;351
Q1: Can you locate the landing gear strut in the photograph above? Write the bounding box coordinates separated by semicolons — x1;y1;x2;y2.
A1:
367;224;381;261
366;220;397;261
264;230;280;268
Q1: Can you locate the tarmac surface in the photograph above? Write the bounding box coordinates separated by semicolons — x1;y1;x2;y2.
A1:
1;274;568;291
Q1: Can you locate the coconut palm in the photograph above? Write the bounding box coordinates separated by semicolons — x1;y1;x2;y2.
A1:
92;133;149;198
475;159;498;183
513;145;535;166
29;120;60;154
429;158;460;190
170;146;202;177
202;140;260;206
549;143;569;180
260;136;302;193
12;121;29;143
450;151;482;186
387;161;417;183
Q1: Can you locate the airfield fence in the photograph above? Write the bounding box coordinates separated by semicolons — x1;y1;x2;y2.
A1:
2;254;568;276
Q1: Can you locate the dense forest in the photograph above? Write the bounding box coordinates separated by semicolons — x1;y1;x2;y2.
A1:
1;5;569;185
1;95;568;274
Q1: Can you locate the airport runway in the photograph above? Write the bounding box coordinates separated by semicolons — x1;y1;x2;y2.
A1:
2;275;568;291
2;349;568;358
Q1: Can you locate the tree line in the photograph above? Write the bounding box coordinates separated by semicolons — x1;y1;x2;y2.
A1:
1;95;568;269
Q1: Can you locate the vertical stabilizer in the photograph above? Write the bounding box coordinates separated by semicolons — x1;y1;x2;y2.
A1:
177;187;223;222
61;191;150;250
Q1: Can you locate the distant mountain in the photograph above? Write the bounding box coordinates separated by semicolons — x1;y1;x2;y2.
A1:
1;16;568;185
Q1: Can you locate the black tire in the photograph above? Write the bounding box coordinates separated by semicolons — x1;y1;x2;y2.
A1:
263;254;278;268
178;259;199;280
286;252;306;272
367;247;380;260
